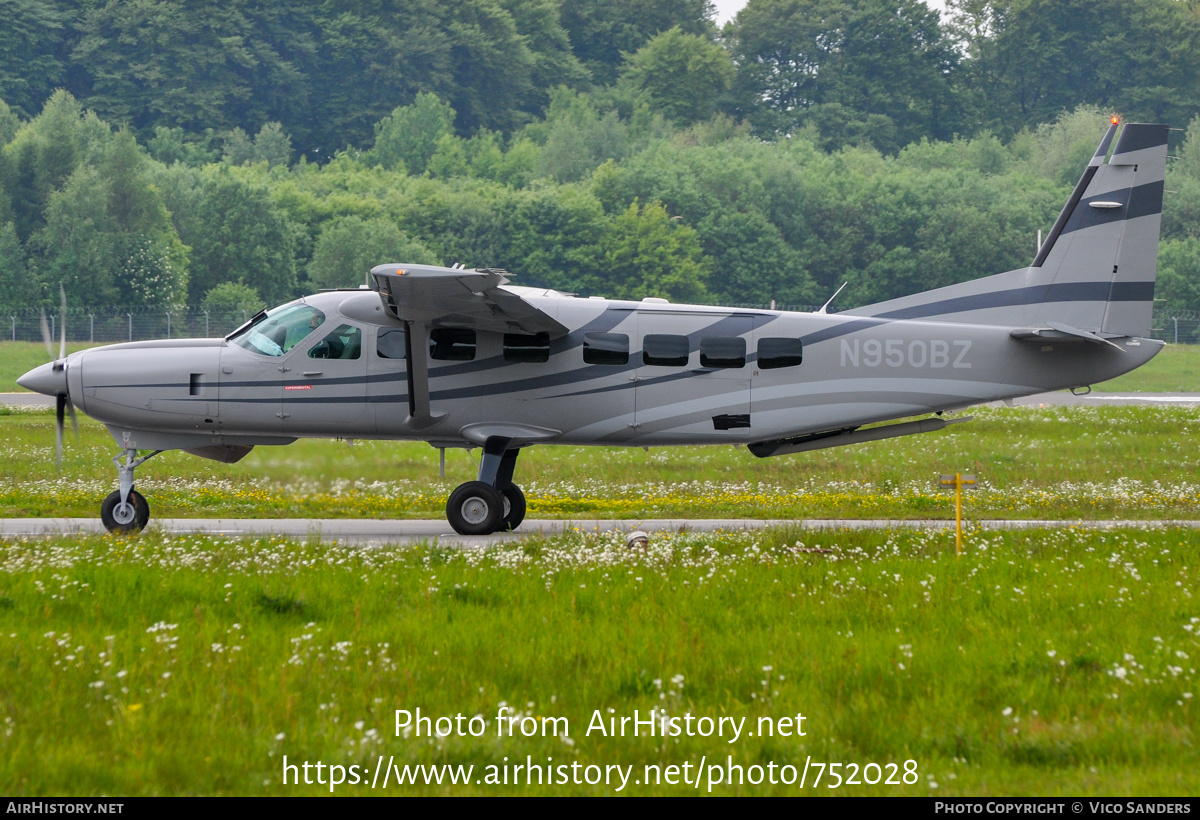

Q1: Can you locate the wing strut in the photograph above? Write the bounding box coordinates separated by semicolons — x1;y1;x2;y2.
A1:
404;319;447;430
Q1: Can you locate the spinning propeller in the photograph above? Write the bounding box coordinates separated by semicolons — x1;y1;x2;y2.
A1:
34;286;78;469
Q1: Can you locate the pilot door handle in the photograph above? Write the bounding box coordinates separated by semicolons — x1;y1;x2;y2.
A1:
302;370;322;376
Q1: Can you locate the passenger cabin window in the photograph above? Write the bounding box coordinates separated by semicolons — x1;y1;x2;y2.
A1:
758;337;803;369
429;328;476;361
376;328;407;359
503;332;550;363
583;332;629;365
309;324;362;360
643;334;689;367
228;303;325;357
700;336;746;368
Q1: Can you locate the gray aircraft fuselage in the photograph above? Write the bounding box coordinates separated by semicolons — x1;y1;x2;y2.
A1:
60;287;1159;454
16;120;1173;534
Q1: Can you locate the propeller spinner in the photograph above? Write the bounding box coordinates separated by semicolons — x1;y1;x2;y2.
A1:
18;286;78;469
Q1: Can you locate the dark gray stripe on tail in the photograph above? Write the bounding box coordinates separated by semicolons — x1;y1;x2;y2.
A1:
869;280;1155;322
1112;123;1169;156
1058;180;1165;238
1032;165;1097;267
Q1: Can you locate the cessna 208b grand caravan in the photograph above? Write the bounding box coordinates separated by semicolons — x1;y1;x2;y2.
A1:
18;121;1170;534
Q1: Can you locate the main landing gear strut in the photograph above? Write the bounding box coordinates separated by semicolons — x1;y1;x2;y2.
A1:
446;436;526;535
100;448;162;533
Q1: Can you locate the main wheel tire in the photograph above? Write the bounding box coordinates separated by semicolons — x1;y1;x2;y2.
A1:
446;481;504;535
498;484;527;531
100;489;150;534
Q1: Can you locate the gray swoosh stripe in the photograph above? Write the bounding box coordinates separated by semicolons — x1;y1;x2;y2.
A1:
866;281;1154;323
1059;180;1164;238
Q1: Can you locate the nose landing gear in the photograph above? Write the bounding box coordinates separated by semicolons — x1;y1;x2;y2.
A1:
100;448;162;533
445;437;527;535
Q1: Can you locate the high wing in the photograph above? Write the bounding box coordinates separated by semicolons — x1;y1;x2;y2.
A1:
371;263;568;336
370;263;569;430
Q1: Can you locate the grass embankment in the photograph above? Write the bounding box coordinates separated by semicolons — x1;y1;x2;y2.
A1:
1;404;1197;520
1095;343;1200;392
0;342;97;393
0;526;1195;795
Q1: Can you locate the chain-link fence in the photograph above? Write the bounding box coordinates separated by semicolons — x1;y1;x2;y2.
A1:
4;305;1200;345
3;307;255;344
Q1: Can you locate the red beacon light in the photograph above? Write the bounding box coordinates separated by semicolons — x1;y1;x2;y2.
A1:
1112;116;1120;125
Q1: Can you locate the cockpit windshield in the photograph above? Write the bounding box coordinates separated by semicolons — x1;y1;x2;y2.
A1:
227;303;326;357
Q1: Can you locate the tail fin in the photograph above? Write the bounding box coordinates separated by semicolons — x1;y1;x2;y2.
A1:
843;121;1168;338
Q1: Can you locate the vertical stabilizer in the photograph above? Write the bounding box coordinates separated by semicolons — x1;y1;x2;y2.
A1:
1031;121;1167;336
843;121;1168;337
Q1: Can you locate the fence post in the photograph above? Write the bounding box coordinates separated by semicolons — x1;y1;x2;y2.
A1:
127;313;132;341
10;316;14;343
1174;317;1179;345
166;311;171;339
89;314;94;343
204;310;209;337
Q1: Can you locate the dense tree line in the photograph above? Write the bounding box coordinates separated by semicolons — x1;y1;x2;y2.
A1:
3;0;1200;154
1;0;1199;320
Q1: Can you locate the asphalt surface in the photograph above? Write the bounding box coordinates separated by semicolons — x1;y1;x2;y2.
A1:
1;517;1196;546
3;389;1195;544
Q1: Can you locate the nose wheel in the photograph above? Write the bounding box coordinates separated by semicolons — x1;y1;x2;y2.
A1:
101;489;150;533
445;437;528;535
101;447;163;534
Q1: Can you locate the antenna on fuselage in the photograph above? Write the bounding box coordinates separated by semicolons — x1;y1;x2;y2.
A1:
816;282;848;315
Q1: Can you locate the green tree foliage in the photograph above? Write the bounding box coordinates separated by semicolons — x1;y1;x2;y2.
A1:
367;94;456;174
559;0;714;85
497;185;608;290
158;166;297;305
531;89;629;183
1;91;111;243
146;126;221;167
202;281;266;315
0;0;69;120
223;122;294;168
729;0;961;152
964;0;1200;133
28;129;188;307
0;99;21;146
307;216;440;289
1156;239;1200;316
599;200;709;302
0;221;29;307
620;27;734;125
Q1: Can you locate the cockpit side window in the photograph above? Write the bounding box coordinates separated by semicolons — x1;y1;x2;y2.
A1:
309;324;362;360
229;304;326;357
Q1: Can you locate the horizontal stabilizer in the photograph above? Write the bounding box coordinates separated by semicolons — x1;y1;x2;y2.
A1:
1010;322;1126;350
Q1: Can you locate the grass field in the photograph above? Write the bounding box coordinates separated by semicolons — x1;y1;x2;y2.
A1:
1;344;1198;797
1;402;1197;520
0;526;1195;795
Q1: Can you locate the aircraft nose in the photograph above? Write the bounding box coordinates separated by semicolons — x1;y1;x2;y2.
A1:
17;361;67;397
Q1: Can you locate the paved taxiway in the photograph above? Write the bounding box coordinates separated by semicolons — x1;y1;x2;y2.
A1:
2;517;1197;546
3;389;1195;544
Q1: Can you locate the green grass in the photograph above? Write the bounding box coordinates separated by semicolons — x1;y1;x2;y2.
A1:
0;526;1195;795
0;342;98;393
1095;343;1200;392
2;403;1198;520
